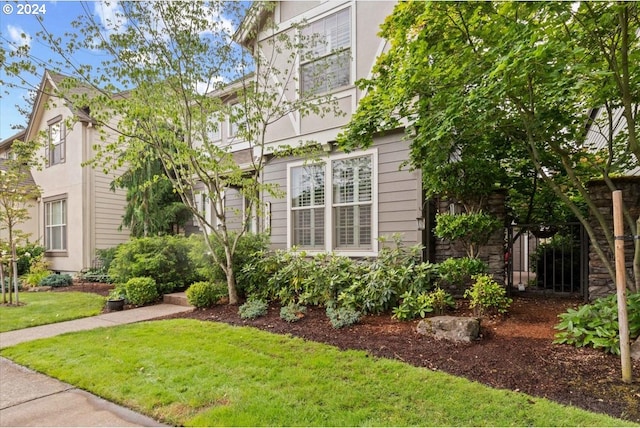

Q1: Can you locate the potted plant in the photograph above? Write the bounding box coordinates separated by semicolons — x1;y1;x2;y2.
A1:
106;288;126;311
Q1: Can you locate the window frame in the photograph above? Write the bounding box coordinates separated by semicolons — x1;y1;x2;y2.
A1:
208;117;222;143
44;195;68;255
289;162;326;250
286;148;378;256
47;116;66;167
300;7;352;96
227;103;246;141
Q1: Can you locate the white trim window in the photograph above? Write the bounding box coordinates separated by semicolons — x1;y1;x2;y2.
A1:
301;7;351;95
47;120;65;166
45;198;67;251
228;103;246;140
288;149;377;255
208;117;222;143
332;156;372;249
290;163;326;248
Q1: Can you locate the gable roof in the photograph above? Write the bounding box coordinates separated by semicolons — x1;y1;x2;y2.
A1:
0;158;38;191
46;70;97;123
234;2;271;47
0;130;26;153
24;70;98;143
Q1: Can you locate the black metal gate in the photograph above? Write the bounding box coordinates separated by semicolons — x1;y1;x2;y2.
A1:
506;222;588;299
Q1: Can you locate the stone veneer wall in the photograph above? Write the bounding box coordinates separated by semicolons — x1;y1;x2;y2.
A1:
586;177;640;299
434;190;507;286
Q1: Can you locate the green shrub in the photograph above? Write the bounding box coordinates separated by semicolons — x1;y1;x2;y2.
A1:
434;212;501;258
393;287;456;321
191;232;269;293
109;236;198;294
267;250;314;305
186;281;227;309
241;251;365;308
437;257;487;290
464;274;512;316
108;287;127;301
124;277;159;306
326;305;361;329
238;250;280;300
22;258;51;287
39;274;73;288
554;292;640;355
280;303;307;323
15;243;45;276
337;236;430;315
241;236;437;316
96;247;118;272
300;253;364;306
239;299;268;320
81;247;119;284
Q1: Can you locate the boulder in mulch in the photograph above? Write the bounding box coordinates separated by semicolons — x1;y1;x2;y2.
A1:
417;316;480;343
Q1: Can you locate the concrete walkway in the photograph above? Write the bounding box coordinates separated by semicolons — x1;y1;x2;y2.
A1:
0;303;193;426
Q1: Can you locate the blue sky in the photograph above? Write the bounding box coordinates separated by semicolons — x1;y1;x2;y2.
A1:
0;1;110;140
0;1;246;141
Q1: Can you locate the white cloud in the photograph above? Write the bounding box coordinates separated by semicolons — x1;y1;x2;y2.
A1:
196;75;228;95
204;9;236;38
7;25;32;48
93;1;127;36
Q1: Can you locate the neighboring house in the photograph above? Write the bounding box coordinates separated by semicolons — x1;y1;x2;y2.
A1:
19;70;129;273
0;131;40;244
585;106;640;177
203;1;426;258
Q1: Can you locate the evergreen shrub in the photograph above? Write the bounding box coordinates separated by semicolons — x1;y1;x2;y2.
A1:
464;274;512;316
109;236;198;294
39;273;73;288
186;281;227;308
124;277;159;306
239;299;268;320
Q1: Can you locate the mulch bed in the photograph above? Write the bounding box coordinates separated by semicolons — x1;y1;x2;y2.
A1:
65;283;640;422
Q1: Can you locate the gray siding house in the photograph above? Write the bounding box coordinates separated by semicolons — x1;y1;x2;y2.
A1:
200;0;425;257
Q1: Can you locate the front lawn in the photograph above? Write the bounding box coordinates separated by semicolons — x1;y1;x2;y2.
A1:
0;292;106;332
1;319;631;427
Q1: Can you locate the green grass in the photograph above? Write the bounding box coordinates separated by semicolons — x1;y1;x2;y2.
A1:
1;319;633;427
0;292;106;332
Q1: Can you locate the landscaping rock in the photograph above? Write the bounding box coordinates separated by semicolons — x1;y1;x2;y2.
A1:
631;336;640;361
416;316;480;343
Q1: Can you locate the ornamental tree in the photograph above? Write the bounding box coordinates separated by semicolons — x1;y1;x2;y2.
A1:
339;1;639;291
0;138;41;304
26;1;342;304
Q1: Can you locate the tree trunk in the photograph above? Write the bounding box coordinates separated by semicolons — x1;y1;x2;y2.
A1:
0;260;6;304
223;242;239;305
12;242;19;305
634;215;640;293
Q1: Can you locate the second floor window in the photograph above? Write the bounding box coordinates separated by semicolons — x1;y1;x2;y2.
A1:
48;120;65;166
301;8;351;95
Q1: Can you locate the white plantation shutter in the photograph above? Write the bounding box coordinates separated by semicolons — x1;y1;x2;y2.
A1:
291;164;325;248
332;156;372;249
